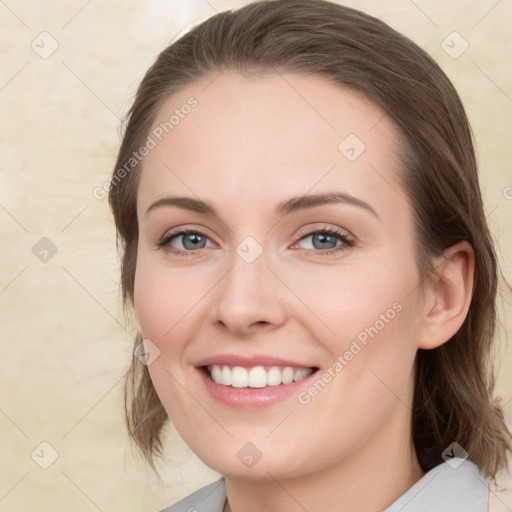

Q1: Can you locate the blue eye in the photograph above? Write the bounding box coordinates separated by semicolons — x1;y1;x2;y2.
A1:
157;228;213;256
296;228;354;255
157;226;354;257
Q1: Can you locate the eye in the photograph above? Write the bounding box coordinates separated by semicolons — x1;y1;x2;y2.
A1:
293;226;354;255
155;225;354;257
156;228;214;256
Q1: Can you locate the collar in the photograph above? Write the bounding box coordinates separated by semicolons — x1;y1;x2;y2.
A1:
163;457;488;511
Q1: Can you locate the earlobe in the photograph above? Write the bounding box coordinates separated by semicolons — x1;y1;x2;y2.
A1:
417;241;475;350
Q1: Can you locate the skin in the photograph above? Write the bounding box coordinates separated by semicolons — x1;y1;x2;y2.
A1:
133;71;474;512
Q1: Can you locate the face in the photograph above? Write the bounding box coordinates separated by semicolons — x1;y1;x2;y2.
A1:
134;71;426;479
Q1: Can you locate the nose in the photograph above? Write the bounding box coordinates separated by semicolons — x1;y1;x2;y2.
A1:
210;251;288;338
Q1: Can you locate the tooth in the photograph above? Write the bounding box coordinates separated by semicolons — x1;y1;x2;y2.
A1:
208;364;313;387
221;365;232;386
281;366;294;384
248;366;267;388
231;366;249;388
211;365;222;384
266;366;282;386
294;368;312;381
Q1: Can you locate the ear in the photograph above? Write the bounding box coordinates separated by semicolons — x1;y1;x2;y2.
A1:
417;241;475;350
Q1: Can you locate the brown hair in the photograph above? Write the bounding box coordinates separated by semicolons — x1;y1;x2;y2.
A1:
108;0;511;481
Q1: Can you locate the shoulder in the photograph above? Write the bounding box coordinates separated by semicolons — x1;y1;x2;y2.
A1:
384;458;489;512
158;477;226;512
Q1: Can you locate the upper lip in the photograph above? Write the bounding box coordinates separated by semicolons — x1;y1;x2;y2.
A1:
195;354;316;368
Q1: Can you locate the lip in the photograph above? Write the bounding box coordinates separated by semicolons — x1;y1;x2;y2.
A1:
195;355;318;410
195;354;314;368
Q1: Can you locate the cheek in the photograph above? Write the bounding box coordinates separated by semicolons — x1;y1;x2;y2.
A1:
133;253;207;418
133;249;220;360
133;251;187;347
134;243;183;320
285;251;422;408
133;263;169;340
309;259;421;414
275;249;420;349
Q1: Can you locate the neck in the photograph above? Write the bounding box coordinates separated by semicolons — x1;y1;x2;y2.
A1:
223;410;424;512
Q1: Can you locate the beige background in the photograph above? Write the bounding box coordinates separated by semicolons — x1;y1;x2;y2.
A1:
0;0;511;510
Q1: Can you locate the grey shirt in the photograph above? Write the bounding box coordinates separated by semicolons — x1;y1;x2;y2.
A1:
160;457;488;511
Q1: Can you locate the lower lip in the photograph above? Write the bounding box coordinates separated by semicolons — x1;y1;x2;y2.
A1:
197;367;317;410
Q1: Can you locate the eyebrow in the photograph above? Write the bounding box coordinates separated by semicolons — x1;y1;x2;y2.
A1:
145;192;380;220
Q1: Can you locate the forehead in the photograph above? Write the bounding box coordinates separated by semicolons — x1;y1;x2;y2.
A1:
137;71;405;219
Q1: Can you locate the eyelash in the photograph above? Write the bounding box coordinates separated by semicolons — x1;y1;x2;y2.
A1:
156;226;355;257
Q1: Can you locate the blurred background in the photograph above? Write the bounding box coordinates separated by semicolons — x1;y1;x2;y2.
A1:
0;0;511;510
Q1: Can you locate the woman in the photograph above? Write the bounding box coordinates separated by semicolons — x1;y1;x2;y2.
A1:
108;1;511;510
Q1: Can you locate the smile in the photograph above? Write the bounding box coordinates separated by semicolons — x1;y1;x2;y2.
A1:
207;364;315;388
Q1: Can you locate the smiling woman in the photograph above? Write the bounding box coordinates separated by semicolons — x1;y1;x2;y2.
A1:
108;1;511;511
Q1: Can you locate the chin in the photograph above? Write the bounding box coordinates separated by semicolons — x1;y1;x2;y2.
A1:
190;442;312;481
